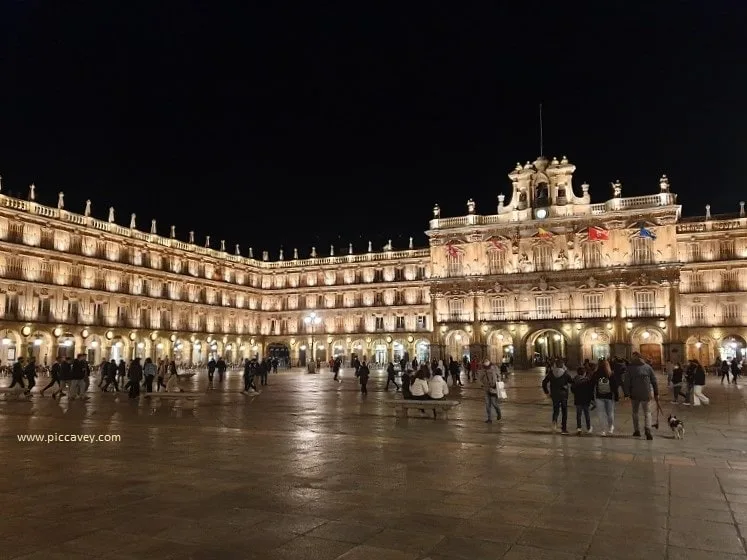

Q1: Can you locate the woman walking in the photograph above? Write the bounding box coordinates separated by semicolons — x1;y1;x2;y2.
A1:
592;358;618;436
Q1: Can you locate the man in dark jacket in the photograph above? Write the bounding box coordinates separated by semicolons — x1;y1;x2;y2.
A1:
542;358;574;434
207;357;217;385
216;356;227;383
623;352;659;440
70;354;88;400
42;356;64;398
571;368;595;434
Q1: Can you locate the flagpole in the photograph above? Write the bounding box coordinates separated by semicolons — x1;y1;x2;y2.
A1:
539;103;543;157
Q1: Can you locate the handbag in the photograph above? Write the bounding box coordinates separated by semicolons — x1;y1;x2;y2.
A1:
497;380;507;400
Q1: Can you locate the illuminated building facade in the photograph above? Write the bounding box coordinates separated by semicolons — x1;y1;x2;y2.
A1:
0;157;744;369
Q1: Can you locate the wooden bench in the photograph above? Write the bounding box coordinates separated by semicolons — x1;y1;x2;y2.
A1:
386;399;460;419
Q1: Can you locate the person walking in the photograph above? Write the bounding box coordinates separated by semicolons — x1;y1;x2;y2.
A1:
623;352;659;440
127;357;143;399
571;366;594;435
478;359;502;423
41;356;63;397
143;357;157;392
357;360;370;395
691;359;710;406
542;358;574;434
385;362;400;391
592;358;617;436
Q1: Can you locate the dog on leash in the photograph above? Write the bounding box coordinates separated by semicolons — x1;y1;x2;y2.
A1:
668;414;685;439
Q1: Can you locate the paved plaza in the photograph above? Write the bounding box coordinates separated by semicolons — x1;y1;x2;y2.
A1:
2;368;747;559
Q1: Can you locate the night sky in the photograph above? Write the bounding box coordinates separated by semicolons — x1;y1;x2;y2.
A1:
0;2;744;257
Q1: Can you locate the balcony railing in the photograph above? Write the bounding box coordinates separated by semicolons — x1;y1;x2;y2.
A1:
625;307;667;318
478;308;613;322
684;315;745;327
436;312;473;323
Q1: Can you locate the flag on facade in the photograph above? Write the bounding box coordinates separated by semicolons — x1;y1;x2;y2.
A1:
490;239;505;250
446;243;463;257
639;227;657;240
588;226;609;241
537;227;553;238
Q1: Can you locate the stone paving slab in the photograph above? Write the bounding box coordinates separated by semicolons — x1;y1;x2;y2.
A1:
1;368;747;559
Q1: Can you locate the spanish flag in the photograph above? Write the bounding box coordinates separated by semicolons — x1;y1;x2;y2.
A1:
537;227;553;238
588;226;609;241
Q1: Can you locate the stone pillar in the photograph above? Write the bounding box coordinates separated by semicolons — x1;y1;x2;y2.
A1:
566;342;581;369
611;343;631;360
431;343;446;362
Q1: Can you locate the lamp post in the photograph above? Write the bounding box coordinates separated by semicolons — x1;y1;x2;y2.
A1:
303;311;322;368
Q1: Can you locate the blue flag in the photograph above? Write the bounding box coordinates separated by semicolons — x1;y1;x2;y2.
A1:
639;227;656;240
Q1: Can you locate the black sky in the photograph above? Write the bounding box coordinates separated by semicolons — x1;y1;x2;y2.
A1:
0;1;745;257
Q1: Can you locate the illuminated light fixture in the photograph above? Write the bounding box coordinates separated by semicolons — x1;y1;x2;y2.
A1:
222;336;228;344
731;341;738;349
226;344;232;350
535;208;548;219
695;341;702;349
386;336;392;343
554;334;561;341
105;330;114;340
591;332;598;340
346;337;351;343
252;344;258;351
33;338;42;346
300;345;307;350
63;340;73;347
90;340;98;348
1;336;10;345
190;335;196;342
498;334;504;341
606;323;613;330
440;326;447;333
21;326;31;337
129;332;137;341
170;334;176;342
290;338;296;346
365;337;371;343
407;335;414;343
207;336;213;343
115;341;123;348
53;327;63;338
356;344;362;350
659;321;666;329
642;331;651;339
327;336;333;343
150;332;158;341
211;344;218;350
137;342;145;349
193;342;201;349
81;329;89;339
626;322;633;329
250;338;255;345
455;334;462;341
156;343;164;350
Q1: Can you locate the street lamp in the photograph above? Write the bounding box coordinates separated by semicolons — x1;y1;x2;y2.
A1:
303;311;322;363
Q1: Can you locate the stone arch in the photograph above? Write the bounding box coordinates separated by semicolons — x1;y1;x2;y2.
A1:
0;328;22;365
719;334;747;363
25;329;54;366
413;338;430;364
580;327;612;362
630;325;664;369
108;335;130;363
330;339;347;361
392;338;408;363
370;338;388;367
444;329;471;361
486;328;514;365
83;333;106;365
525;328;567;366
685;335;716;366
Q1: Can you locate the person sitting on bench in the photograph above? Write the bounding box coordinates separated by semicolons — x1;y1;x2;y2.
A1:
410;370;430;413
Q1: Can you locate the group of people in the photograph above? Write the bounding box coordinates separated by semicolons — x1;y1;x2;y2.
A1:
10;354;92;400
97;357;182;398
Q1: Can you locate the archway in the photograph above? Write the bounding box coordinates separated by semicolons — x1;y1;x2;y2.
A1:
414;339;430;365
27;330;54;366
0;329;21;366
84;333;105;365
268;342;290;365
206;338;223;362
580;328;611;363
686;335;716;366
330;339;346;362
487;329;514;365
527;329;566;366
631;326;664;369
109;336;128;363
720;335;746;363
371;338;388;367
444;330;471;361
57;331;77;360
349;338;366;365
392;339;407;364
173;338;188;365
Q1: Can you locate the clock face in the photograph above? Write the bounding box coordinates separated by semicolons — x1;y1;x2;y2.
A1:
536;208;548;219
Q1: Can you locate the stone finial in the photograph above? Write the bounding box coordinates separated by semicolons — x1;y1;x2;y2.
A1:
108;207;115;223
515;162;522;171
433;204;440;218
582;182;590;195
249;247;254;258
659;174;670;192
467;198;475;214
262;251;268;261
150;219;157;234
220;239;225;252
170;225;175;238
740;201;745;218
367;241;372;252
205;235;210;248
524;161;532;169
57;192;64;209
84;199;91;217
561;155;569;165
188;231;195;244
279;248;284;260
235;244;240;255
385;239;392;251
705;204;711;220
409;236;413;249
330;244;334;256
311;246;317;258
551;156;559;165
612;180;621;197
498;193;505;208
129;213;135;228
29;183;35;201
293;248;298;259
348;243;353;255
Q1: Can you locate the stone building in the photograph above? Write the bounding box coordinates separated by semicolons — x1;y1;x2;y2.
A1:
0;156;744;370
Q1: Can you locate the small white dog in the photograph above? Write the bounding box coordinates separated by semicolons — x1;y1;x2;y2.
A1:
668;414;685;439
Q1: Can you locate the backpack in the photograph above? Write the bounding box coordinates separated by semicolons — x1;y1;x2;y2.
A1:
597;376;611;396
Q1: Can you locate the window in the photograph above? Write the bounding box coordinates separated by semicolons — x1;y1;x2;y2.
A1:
488;249;506;275
117;305;127;324
395;316;405;329
374;269;384;283
37;298;51;321
416;315;427;329
582;243;602;268
418;266;426;279
583;293;603;312
394;291;405;305
631;237;654;265
448;299;465;321
533;245;553;272
334;317;344;332
634;291;655;316
722;270;739;291
4;294;17;318
687;243;701;262
447;252;464;277
394;268;404;281
536;296;552;318
690;305;705;323
68;300;79;323
160;309;170;329
270;319;277;334
723;303;740;321
720;240;736;260
93;302;105;324
688;271;704;292
490;297;506;317
140;307;149;327
375;316;384;330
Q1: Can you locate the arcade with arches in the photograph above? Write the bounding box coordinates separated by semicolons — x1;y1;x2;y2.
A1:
444;329;471;361
631;326;664;370
486;329;514;364
526;328;567;365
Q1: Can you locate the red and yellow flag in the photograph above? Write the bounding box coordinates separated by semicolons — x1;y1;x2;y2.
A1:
537;228;553;238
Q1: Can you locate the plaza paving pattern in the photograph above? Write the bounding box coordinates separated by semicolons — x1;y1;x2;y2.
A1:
2;367;747;559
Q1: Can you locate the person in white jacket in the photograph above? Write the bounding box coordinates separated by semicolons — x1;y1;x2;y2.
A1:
428;368;449;400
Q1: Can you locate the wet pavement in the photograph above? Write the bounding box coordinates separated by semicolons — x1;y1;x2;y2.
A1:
2;367;747;559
